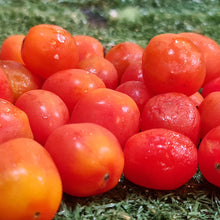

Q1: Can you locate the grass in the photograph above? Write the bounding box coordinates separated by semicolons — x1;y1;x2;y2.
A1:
0;0;220;219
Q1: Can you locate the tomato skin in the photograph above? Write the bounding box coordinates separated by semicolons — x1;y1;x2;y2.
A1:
201;76;220;98
116;81;154;113
42;69;105;113
0;60;42;102
198;126;220;187
105;41;144;80
73;35;104;62
120;61;144;84
0;34;25;64
123;128;198;190
0;98;33;144
15;89;69;145
0;67;14;103
178;32;220;85
141;92;201;145
142;33;206;96
45;123;124;197
70;88;140;147
0;138;62;220
199;91;220;138
21;24;79;79
78;56;119;89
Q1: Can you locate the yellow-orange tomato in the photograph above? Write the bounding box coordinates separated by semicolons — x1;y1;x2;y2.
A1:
0;60;42;102
0;138;62;220
0;34;25;64
0;98;33;144
21;24;79;79
45;123;124;197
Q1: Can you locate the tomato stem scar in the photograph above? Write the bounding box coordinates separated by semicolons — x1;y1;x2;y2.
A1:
104;173;110;181
34;212;40;218
215;163;220;170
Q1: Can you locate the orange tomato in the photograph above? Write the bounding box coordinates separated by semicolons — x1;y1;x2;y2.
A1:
45;123;124;197
0;34;25;64
0;138;62;220
21;24;79;79
142;33;206;96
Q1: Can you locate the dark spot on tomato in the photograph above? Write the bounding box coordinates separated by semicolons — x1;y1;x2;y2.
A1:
104;173;110;181
215;163;220;170
34;212;40;218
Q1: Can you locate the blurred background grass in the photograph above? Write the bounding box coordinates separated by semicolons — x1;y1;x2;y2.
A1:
0;0;220;219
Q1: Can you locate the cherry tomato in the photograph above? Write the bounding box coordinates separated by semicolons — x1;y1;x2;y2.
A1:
78;56;119;89
15;89;69;145
0;60;42;102
70;88;140;147
45;123;124;197
0;98;33;144
0;34;25;64
178;32;220;85
0;138;62;220
199;91;220;138
120;61;144;84
21;24;79;79
73;35;104;62
116;81;154;113
124;128;198;190
105;41;144;80
141;92;201;145
201;76;220;97
42;69;105;114
142;33;206;96
0;67;14;103
198;126;220;187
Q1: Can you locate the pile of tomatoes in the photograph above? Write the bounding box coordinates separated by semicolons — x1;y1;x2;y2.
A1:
0;24;220;219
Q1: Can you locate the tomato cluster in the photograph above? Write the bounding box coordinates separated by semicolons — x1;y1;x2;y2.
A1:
1;23;220;219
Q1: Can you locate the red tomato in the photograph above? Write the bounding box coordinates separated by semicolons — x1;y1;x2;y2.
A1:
45;123;124;197
0;98;33;144
78;56;119;89
142;33;206;96
70;88;140;147
201;76;220;97
0;67;14;103
21;24;79;79
141;92;201;145
42;69;106;113
73;35;104;62
120;61;144;84
0;138;62;220
15;89;69;145
124;128;198;190
105;41;144;80
198;126;220;187
0;60;42;102
0;34;25;64
178;32;220;85
199;91;220;138
116;81;154;113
